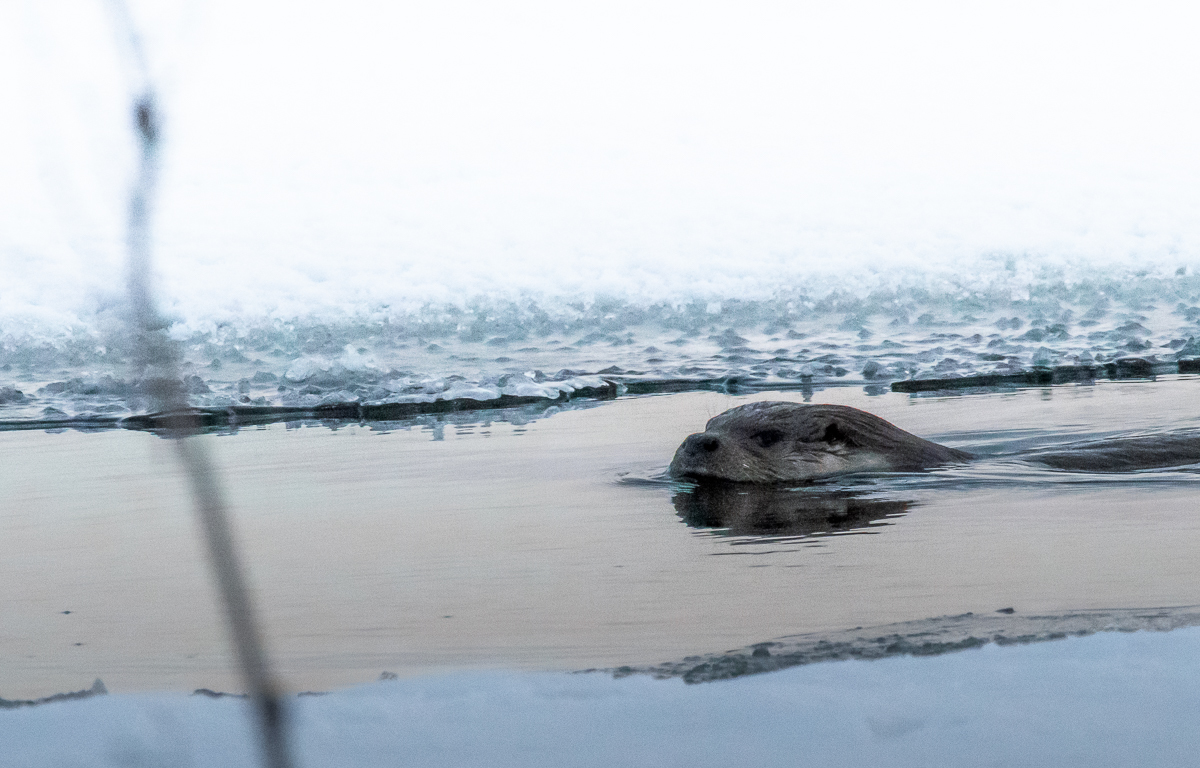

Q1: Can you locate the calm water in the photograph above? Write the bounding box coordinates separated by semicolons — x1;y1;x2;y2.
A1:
3;377;1200;698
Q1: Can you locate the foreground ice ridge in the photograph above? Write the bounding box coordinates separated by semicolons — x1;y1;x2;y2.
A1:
0;678;107;710
13;607;1199;707
8;626;1200;768
599;605;1200;683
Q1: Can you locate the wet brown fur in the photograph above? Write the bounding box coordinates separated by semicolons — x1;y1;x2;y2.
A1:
669;401;973;483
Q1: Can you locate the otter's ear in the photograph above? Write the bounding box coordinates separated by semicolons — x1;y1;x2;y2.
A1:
822;422;854;445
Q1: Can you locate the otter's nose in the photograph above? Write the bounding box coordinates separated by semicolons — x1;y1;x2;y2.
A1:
685;434;720;454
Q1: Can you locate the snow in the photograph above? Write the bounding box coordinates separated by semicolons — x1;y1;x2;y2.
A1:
5;2;1200;335
5;626;1199;768
6;2;1200;419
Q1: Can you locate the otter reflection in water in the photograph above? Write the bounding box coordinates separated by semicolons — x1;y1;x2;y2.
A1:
669;401;1200;482
673;482;911;539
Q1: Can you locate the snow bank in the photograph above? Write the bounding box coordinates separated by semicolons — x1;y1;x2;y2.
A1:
5;626;1199;767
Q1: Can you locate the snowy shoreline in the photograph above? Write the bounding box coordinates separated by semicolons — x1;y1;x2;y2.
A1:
6;623;1200;768
9;603;1199;706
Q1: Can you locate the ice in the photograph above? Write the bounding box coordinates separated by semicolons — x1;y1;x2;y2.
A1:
5;266;1200;424
4;627;1200;767
499;380;557;398
4;1;1200;422
283;358;333;383
441;385;501;402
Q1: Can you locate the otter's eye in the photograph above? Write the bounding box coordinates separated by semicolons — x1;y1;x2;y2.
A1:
751;429;784;448
822;423;851;445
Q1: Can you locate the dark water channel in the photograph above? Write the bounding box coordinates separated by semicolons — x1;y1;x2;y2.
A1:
3;377;1200;698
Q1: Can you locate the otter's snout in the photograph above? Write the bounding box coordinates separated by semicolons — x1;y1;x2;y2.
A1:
687;434;720;453
668;432;723;478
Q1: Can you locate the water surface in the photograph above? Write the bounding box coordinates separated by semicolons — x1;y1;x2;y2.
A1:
3;377;1200;698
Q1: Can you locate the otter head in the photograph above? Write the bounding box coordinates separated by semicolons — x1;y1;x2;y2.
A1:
668;401;971;483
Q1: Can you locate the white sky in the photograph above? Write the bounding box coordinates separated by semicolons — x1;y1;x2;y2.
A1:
2;1;1199;324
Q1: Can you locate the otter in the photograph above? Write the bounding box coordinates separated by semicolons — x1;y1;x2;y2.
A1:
669;401;1200;483
669;401;972;483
